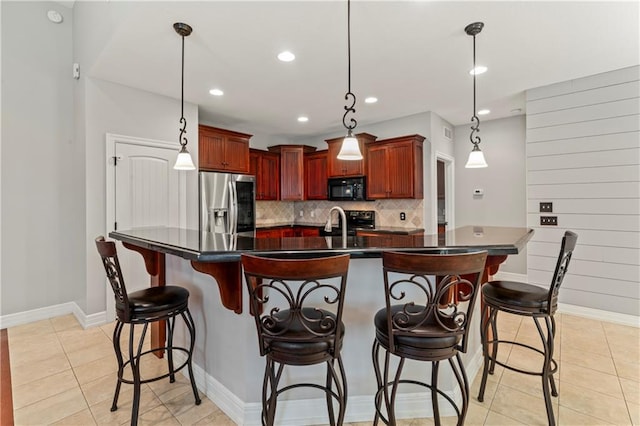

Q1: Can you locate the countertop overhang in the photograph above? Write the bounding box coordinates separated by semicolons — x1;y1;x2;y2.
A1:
109;226;534;262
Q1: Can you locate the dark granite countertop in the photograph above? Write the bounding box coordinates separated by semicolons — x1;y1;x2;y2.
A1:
109;226;533;263
356;227;424;235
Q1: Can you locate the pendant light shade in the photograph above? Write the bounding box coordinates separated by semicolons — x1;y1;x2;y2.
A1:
464;22;488;169
173;22;196;171
465;145;488;168
174;145;196;170
338;0;363;161
337;131;361;160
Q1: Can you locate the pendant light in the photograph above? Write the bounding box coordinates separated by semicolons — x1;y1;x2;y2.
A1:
337;0;362;161
173;22;196;171
464;22;488;169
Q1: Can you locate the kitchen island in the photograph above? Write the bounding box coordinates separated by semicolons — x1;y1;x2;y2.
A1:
109;226;532;425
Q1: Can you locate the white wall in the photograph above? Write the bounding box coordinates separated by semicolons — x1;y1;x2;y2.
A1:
454;115;528;274
1;2;82;315
82;79;199;314
525;66;640;316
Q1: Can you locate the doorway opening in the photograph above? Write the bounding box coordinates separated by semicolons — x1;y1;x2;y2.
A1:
434;153;454;243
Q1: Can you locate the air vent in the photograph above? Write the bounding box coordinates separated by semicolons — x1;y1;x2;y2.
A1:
443;126;453;140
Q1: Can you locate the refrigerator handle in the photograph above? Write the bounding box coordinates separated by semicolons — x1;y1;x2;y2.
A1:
228;181;237;234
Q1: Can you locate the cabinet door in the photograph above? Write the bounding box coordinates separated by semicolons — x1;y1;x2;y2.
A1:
280;147;304;200
387;141;414;198
366;145;388;199
327;140;365;177
261;152;280;200
224;136;250;173
199;132;226;170
305;152;328;200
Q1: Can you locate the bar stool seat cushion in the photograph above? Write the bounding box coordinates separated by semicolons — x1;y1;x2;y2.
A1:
116;286;190;318
482;280;549;312
374;305;461;351
264;307;345;363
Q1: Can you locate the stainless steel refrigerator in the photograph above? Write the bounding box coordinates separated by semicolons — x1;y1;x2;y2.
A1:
199;171;256;236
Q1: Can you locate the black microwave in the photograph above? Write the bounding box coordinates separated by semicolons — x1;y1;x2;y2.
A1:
328;176;367;201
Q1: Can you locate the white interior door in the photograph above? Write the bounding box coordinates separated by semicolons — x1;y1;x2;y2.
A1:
105;134;186;321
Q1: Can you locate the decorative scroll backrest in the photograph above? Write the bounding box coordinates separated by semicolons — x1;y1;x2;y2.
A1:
547;231;578;313
382;250;487;354
241;254;350;357
95;236;130;321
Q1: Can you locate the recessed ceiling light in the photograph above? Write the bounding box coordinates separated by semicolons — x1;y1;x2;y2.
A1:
511;108;522;114
209;88;224;96
277;51;295;62
297;116;309;122
469;65;487;75
364;97;378;104
478;109;490;115
47;10;63;24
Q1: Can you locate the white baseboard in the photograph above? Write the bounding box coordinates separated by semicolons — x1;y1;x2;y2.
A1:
558;303;639;328
175;352;461;425
0;302;107;330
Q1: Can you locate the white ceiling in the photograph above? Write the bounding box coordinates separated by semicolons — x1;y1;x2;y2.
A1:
83;1;639;138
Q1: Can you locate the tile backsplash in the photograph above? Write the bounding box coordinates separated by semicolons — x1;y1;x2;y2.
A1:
256;199;424;228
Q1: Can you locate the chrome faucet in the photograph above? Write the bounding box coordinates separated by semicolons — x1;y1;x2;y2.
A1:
325;206;347;247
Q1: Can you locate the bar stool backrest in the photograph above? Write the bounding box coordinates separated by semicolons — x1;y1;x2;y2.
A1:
95;236;131;322
547;231;578;313
382;250;487;354
241;254;350;357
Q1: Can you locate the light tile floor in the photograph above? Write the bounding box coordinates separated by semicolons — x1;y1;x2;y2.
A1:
6;312;640;425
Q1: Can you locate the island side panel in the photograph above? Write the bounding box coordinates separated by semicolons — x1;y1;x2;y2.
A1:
122;242;166;358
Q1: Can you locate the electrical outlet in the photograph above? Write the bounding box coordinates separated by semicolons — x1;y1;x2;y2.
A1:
400;212;406;221
540;202;553;212
310;211;315;218
299;210;303;217
540;216;558;226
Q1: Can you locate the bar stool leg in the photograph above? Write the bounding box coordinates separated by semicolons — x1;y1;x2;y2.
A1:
111;321;125;412
336;354;348;425
325;360;336;426
488;308;499;374
389;357;405;426
450;353;469;426
372;341;383;426
183;309;201;404
129;323;148;426
431;361;441;425
547;316;558;397
534;317;556;426
477;304;491;403
167;316;176;383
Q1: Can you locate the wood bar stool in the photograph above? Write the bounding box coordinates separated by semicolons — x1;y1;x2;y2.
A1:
372;250;488;426
477;231;578;426
241;253;350;426
95;236;201;426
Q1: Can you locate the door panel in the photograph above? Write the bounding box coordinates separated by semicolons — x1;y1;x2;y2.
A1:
108;141;182;319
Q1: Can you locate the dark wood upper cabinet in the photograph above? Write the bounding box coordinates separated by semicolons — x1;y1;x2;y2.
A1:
250;149;280;200
198;125;251;173
304;150;328;200
325;133;377;177
268;145;317;201
365;134;424;199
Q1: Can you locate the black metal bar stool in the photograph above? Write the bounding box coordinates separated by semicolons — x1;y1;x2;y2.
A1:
372;250;488;426
477;231;578;426
241;253;351;426
95;236;201;426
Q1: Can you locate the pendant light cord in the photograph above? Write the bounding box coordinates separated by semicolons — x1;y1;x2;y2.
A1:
470;33;481;146
342;0;357;133
179;34;188;148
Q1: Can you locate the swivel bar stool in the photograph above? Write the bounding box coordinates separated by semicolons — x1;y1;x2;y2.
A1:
477;231;577;426
373;250;488;426
241;253;350;426
95;237;201;426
